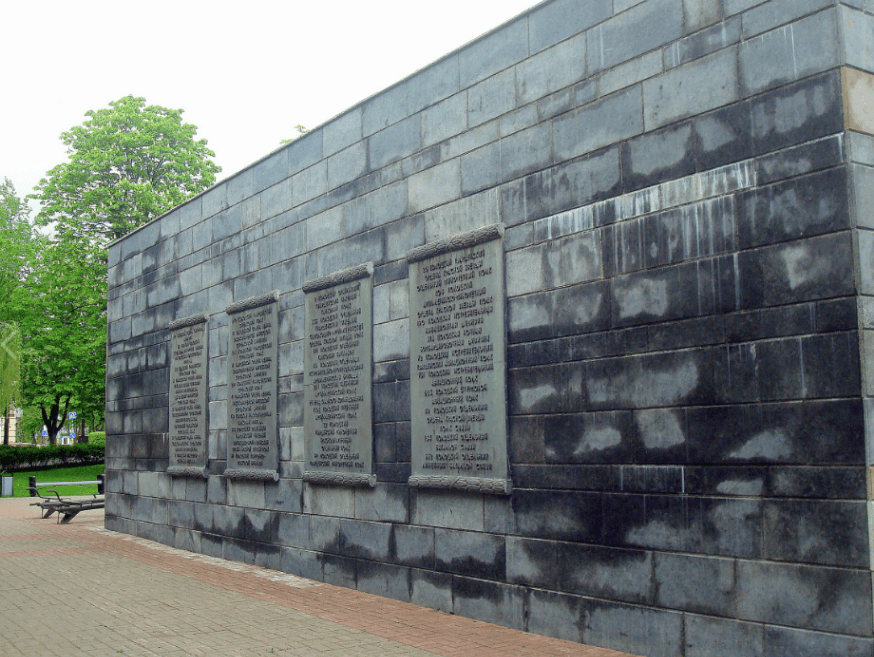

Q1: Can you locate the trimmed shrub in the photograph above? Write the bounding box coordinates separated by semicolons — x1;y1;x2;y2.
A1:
0;444;104;472
86;432;106;448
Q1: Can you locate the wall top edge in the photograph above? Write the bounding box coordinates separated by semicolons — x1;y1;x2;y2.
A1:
107;0;563;251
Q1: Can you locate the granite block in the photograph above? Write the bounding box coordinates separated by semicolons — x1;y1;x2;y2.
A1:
644;47;739;131
839;5;874;73
763;499;869;567
516;33;587;106
362;82;408;137
508;537;654;604
513;490;603;542
666;17;740;70
354;484;408;523
740;9;839;96
356;561;411;602
321;553;357;588
410;569;453;612
581;598;684;657
451;577;527;630
528;0;608;53
527;589;584;643
326;142;367;190
737;167;848;248
339;519;393;561
758;232;855;306
368;115;420;171
737;560;873;635
588;0;685;73
685;615;765;657
459;17;528;87
554;86;644;161
467;68;517;128
763;625;874;657
654;552;736;615
407;55;460;115
742;0;834;38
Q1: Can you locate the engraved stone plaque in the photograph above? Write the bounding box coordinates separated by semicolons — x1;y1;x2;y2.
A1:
168;314;209;477
407;224;510;495
303;263;375;487
226;292;280;481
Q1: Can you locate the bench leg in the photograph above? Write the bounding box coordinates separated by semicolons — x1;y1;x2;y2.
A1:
59;509;80;524
42;507;57;519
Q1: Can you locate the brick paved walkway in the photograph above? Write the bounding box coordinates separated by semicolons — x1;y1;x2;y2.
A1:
0;497;638;657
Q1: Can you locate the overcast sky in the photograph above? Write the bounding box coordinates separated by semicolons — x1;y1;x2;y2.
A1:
1;0;538;211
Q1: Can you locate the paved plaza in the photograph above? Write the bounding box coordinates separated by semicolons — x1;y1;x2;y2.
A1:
0;498;635;657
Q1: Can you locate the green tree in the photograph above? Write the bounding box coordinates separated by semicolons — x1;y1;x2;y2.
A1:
0;179;35;443
19;235;105;444
26;95;221;443
33;95;221;243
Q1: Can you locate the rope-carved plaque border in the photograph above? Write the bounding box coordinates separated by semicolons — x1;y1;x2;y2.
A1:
302;262;374;293
408;475;512;496
303;471;377;487
168;314;209;331
224;468;280;482
226;290;279;315
406;224;504;263
167;465;209;479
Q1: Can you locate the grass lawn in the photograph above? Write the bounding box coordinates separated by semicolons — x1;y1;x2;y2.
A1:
6;463;105;497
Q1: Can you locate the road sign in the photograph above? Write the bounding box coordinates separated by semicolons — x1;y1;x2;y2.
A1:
69;412;76;420
41;427;47;436
70;430;76;440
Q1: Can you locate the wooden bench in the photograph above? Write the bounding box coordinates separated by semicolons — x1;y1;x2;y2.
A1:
28;475;105;523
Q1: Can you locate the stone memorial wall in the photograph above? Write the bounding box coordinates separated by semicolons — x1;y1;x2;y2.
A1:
104;1;874;655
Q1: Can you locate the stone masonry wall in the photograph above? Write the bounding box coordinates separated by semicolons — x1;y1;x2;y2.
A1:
105;1;874;655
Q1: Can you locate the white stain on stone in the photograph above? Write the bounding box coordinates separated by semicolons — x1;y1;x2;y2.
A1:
574;291;604;326
626;520;688;551
716;479;765;496
780;244;826;290
574;426;622;455
730;429;792;460
519;384;556;411
635;410;685;449
506;246;545;297
509;301;550;332
587;358;699;407
544;205;595;239
614;187;661;222
615;278;669;319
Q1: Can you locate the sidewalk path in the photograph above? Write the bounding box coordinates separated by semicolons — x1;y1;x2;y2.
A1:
0;497;638;657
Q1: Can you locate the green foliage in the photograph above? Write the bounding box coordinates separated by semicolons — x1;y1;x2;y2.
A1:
23;95;220;443
33;94;221;244
280;124;309;145
0;443;104;472
0;179;35;416
17;406;44;444
86;431;105;447
10;462;105;497
0;323;21;418
19;234;106;443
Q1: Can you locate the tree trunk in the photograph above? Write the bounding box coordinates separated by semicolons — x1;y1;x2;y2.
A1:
2;405;9;445
41;396;69;446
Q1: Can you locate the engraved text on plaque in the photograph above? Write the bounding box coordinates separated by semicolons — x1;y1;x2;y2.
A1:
226;292;280;481
407;225;510;495
168;314;209;477
303;263;375;487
